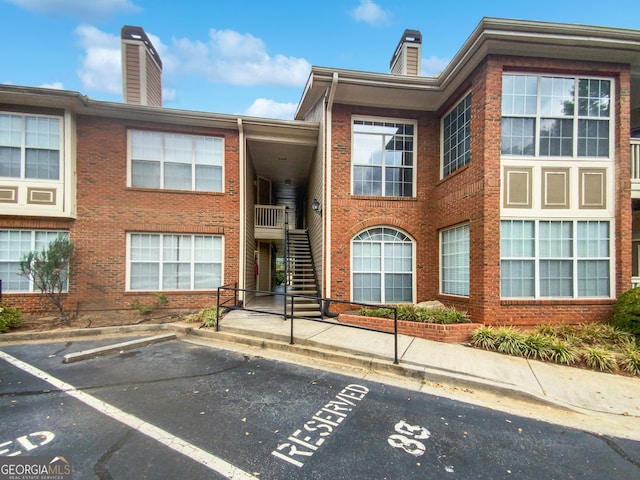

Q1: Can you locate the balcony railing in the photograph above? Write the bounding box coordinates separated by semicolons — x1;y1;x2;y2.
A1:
255;205;286;239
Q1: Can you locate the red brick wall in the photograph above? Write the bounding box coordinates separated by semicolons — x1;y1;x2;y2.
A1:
2;115;241;315
328;56;632;327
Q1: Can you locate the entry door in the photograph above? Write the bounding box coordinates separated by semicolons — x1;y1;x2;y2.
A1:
257;242;271;294
257;176;272;205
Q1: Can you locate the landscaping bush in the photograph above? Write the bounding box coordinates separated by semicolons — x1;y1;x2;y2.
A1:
358;304;469;324
0;303;23;334
611;287;640;337
184;306;219;327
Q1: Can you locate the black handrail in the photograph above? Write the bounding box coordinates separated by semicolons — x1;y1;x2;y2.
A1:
214;284;399;364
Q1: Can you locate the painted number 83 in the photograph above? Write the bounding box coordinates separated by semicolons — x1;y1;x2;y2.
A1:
387;420;430;457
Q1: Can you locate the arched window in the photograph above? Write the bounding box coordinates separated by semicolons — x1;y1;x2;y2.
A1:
352;227;414;303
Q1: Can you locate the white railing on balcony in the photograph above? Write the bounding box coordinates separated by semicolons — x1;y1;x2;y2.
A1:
632;277;640;289
632;139;640;181
255;205;286;238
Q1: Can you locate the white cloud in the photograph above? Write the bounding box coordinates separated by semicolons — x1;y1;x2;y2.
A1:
39;82;64;89
171;29;311;87
244;98;297;120
421;55;451;77
75;25;121;95
351;0;389;26
5;0;140;20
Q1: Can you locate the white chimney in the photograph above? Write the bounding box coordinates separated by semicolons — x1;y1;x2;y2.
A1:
121;26;163;107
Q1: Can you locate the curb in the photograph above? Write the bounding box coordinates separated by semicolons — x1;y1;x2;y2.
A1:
62;333;177;363
1;323;568;411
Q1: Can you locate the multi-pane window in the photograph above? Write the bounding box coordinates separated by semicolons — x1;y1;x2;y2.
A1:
130;130;223;192
501;74;611;157
500;220;610;298
441;224;469;296
442;94;471;177
0;113;61;180
352;227;413;303
129;233;223;291
0;230;68;292
352;119;415;197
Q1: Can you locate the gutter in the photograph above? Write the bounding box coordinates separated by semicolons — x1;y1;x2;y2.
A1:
324;72;338;300
237;118;245;304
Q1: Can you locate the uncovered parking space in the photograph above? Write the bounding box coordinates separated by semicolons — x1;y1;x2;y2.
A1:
1;337;639;479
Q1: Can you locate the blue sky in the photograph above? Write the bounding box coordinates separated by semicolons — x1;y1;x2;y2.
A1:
1;0;638;119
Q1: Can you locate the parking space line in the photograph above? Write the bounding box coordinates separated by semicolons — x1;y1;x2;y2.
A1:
0;350;256;480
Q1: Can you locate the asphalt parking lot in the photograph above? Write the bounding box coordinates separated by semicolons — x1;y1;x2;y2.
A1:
1;336;639;479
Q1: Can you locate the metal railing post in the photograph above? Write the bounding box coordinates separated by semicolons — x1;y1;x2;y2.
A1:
289;294;295;344
284;208;289;322
215;287;221;332
393;307;399;365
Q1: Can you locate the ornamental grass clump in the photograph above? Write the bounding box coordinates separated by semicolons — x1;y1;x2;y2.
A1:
521;333;553;360
185;306;219;327
620;345;640;376
470;326;497;350
582;346;617;372
545;339;579;365
494;327;527;356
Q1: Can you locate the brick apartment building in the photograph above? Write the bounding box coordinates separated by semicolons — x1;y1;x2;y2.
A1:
1;19;640;326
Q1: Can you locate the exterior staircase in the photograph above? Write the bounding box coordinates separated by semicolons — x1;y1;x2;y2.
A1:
286;230;322;317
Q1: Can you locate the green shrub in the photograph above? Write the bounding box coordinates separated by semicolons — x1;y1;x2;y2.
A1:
522;333;553;360
582;347;617;372
0;303;23;334
358;305;469;324
548;339;578;365
611;287;640;337
619;344;640;376
185;307;219;327
494;327;527;356
470;326;497;350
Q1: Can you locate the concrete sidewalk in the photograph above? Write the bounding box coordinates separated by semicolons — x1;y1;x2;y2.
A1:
213;308;640;420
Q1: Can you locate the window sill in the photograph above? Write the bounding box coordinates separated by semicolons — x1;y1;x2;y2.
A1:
501;298;614;306
126;187;225;196
349;195;417;202
437;163;470;185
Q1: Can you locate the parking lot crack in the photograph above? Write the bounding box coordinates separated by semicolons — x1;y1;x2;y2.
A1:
93;429;134;479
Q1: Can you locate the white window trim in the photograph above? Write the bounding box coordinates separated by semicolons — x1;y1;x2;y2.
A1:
439;223;470;297
440;91;472;179
126;130;225;193
500;218;614;299
500;74;616;161
125;232;225;292
0;229;69;293
350;115;418;198
349;226;416;304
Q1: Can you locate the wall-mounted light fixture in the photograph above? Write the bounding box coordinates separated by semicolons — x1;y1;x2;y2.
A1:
311;198;322;215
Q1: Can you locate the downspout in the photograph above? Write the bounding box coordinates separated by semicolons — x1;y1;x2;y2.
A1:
237;117;245;305
324;72;338;300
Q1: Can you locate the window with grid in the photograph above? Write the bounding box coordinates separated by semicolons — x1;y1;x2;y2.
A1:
441;224;469;296
352;119;415;197
129;233;223;291
442;94;471;177
0;113;61;180
501;74;611;158
130;130;223;192
500;219;610;298
352;227;413;303
0;230;68;292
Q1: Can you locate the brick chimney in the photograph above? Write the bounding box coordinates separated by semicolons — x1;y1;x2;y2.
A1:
390;29;422;76
121;26;163;107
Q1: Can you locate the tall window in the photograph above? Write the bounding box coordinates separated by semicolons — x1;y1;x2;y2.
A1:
352;228;413;303
501;74;611;157
442;94;471;177
500;220;610;298
441;224;469;296
130;130;223;192
0;230;68;292
129;233;223;291
352;119;415;197
0;113;61;180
